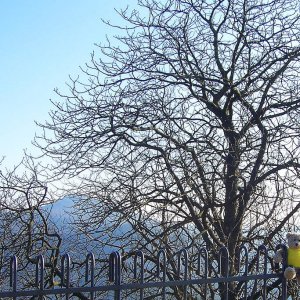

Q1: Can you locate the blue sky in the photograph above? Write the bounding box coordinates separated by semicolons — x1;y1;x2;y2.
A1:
0;0;135;168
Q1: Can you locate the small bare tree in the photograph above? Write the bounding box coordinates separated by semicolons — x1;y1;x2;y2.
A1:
35;0;300;298
0;158;63;290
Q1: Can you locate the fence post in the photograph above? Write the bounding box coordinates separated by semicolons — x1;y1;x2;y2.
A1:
237;245;248;299
275;244;288;300
134;250;145;300
218;247;229;300
10;255;18;300
85;252;95;300
61;253;71;300
157;249;166;300
197;247;208;299
177;248;188;300
35;254;45;300
109;251;122;300
257;245;268;300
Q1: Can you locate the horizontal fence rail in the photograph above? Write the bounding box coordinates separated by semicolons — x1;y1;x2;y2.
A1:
0;244;288;299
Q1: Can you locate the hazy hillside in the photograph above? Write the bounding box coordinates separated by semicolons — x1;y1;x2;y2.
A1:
47;197;132;256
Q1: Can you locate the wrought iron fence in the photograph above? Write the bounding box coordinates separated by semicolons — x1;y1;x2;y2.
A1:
0;244;289;299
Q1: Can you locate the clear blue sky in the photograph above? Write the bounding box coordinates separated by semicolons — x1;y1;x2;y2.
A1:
0;0;135;168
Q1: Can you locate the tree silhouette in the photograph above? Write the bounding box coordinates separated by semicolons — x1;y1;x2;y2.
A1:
35;0;300;297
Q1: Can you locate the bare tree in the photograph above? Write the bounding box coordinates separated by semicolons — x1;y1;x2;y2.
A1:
35;0;300;298
0;158;64;291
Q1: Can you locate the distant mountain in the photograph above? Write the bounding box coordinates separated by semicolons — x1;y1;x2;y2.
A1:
47;196;75;224
46;197;132;255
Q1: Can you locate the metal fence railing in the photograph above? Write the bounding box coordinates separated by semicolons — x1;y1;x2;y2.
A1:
0;244;288;299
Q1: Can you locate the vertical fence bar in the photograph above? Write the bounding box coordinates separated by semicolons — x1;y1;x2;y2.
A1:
61;253;71;300
281;244;288;300
197;247;208;299
109;251;122;300
237;245;248;299
157;249;167;300
275;244;288;300
257;245;268;300
177;249;188;300
134;250;145;300
218;247;229;300
10;255;18;300
85;252;95;300
35;255;45;300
